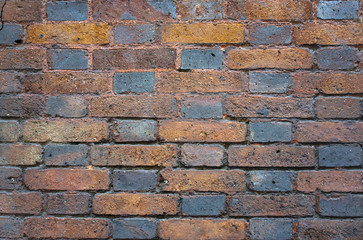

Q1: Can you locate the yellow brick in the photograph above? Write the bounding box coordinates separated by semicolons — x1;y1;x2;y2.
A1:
27;23;109;44
162;23;244;44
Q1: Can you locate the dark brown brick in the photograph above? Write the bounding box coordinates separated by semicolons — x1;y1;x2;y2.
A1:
3;0;42;22
0;49;42;70
315;97;361;119
0;95;43;118
0;167;22;190
47;193;89;215
0;192;41;214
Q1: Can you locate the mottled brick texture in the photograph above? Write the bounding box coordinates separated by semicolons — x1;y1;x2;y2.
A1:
0;0;361;239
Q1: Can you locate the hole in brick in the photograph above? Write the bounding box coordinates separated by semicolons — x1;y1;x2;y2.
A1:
14;39;23;44
211;53;215;57
276;150;281;153
272;180;276;184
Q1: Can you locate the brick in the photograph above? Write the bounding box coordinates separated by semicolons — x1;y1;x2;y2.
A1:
181;49;223;69
319;195;363;217
113;170;157;192
228;48;313;70
155;71;244;93
159;219;247;240
27;23;109;44
47;193;89;215
113;218;157;239
93;48;175;70
181;144;224;167
249;171;294;192
23;217;110;239
0;167;22;190
0;192;41;214
225;96;313;118
248;24;291;45
47;0;88;21
159;121;246;142
315;97;360;119
91;144;176;167
228;145;314;167
3;0;41;22
162;23;244;44
23;119;108;143
317;47;359;70
180;96;222;119
294;23;363;45
227;0;312;20
93;193;178;215
178;0;223;20
44;144;88;166
250;218;294;240
25;168;109;190
0;72;22;93
298;220;363;240
111;120;157;142
0;95;43;118
230;194;314;216
248;72;291;93
295;121;363;143
160;170;244;192
46;96;87;118
182;195;225;216
297;171;363;192
114;24;156;44
89;95;176;118
319;145;362;167
47;49;88;70
0;217;22;238
0;121;19;142
318;1;359;19
114;72;155;93
0;49;42;70
250;122;292;143
0;24;23;44
0;144;41;166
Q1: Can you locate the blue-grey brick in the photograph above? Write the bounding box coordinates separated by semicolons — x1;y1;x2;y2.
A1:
182;195;225;216
250;122;292;143
147;0;177;18
113;218;158;239
250;218;294;240
44;144;88;166
178;0;223;20
0;24;23;44
249;24;291;45
114;72;155;93
114;24;156;44
47;0;88;21
112;120;157;142
0;217;22;238
319;195;363;217
317;47;359;70
249;72;291;93
113;170;157;191
319;145;362;167
48;49;88;70
181;50;223;70
318;1;359;20
45;96;87;118
180;96;222;119
249;171;294;192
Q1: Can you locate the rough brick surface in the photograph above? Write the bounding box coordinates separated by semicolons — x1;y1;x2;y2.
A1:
0;144;41;166
0;167;22;190
47;0;88;21
319;195;363;217
46;193;89;215
0;217;22;238
44;144;88;166
181;144;224;167
250;218;294;240
113;218;157;239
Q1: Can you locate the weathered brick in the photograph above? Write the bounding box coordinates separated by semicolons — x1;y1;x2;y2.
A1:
23;217;110;239
0;167;22;190
91;144;176;167
25;168;109;190
0;144;41;166
23;119;108;143
177;0;223;20
3;0;41;22
89;95;176;118
295;121;363;143
155;71;244;93
249;171;294;192
0;192;41;214
46;96;87;118
249;72;291;93
162;23;244;44
227;0;312;20
181;144;224;167
0;24;23;44
159;219;247;240
93;48;175;70
230;194;314;216
46;193;89;215
228;48;313;70
180;96;222;119
0;95;43;118
297;171;363;192
159;121;246;142
114;24;156;44
319;145;362;167
319;195;363;217
317;47;359;70
0;49;42;70
182;195;225;216
0;217;22;238
111;120;157;142
250;122;292;143
248;24;291;45
181;49;223;70
114;72;155;93
113;218;157;239
47;0;88;21
113;170;157;191
318;1;359;19
44;144;88;166
250;218;294;240
27;23;109;44
315;97;361;119
93;193;178;215
47;49;88;70
160;170;244;192
0;72;22;93
0;121;19;142
228;145;314;167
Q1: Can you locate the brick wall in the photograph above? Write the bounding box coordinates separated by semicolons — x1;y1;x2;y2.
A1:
0;0;362;239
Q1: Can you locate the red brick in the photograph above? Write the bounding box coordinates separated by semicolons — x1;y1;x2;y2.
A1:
0;49;42;70
93;193;178;215
0;95;43;118
25;169;109;190
47;193;89;215
297;171;363;193
0;121;19;142
0;144;41;166
315;97;361;119
0;192;41;214
3;0;41;22
0;167;22;190
0;72;22;93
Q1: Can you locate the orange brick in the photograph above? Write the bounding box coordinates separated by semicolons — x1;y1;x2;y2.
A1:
0;192;41;214
315;97;361;119
0;144;41;165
